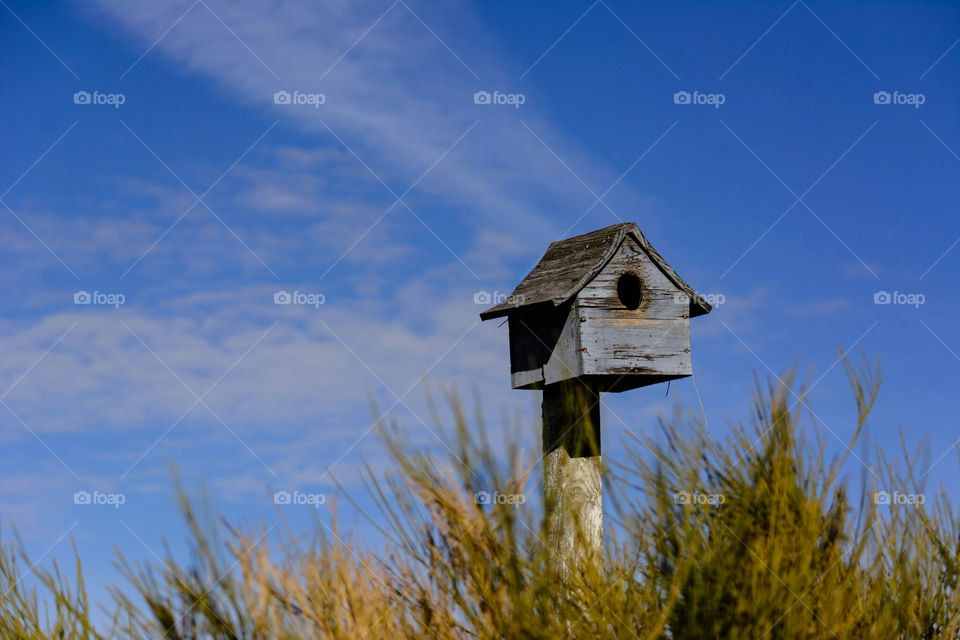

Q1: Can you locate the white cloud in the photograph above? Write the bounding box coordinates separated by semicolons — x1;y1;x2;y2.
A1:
0;0;665;540
0;282;514;435
85;0;639;253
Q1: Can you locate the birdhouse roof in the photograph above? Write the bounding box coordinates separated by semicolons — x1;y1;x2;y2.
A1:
479;222;712;320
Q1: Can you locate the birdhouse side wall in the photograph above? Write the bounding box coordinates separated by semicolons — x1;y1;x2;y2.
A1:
508;303;582;390
576;237;692;378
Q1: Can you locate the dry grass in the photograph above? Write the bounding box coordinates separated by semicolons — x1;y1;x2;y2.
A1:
4;354;960;638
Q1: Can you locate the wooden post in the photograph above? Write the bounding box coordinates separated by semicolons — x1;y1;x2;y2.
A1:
542;379;602;578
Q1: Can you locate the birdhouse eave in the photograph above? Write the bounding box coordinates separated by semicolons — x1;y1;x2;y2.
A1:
480;222;711;321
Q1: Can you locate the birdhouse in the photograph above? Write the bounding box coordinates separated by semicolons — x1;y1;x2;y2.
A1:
479;223;711;392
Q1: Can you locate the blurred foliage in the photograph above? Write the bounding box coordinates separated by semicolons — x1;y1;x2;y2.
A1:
3;354;960;638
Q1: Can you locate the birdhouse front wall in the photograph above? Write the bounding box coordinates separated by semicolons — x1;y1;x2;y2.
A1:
506;236;696;392
576;236;692;386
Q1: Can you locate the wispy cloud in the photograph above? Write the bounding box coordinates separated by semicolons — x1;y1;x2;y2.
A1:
87;0;638;253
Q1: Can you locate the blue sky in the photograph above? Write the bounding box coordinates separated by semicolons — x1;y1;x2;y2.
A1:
1;0;958;618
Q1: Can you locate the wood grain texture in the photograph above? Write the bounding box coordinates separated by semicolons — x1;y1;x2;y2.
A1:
578;235;692;381
542;380;603;579
579;317;691;376
482;225;622;320
577;235;692;318
508;303;581;390
479;222;711;320
506;235;695;389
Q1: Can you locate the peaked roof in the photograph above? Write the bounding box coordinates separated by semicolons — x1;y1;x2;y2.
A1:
479;222;712;320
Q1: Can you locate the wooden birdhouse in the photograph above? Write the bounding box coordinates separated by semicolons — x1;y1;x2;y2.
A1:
479;222;711;392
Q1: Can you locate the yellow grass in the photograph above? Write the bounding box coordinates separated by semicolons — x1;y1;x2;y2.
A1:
3;354;959;638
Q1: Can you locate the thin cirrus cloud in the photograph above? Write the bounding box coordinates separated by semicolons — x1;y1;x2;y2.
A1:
0;286;506;436
16;0;636;433
0;0;647;530
85;0;634;244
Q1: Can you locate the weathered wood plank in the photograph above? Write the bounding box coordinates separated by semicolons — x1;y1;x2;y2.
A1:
542;379;603;579
579;317;691;376
577;235;693;319
483;226;622;319
576;235;692;379
508;304;581;390
480;223;710;320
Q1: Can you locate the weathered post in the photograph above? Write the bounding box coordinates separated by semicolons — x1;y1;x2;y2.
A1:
480;222;711;574
541;379;602;575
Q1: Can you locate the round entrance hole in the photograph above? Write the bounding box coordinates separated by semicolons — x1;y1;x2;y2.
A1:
617;273;643;310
